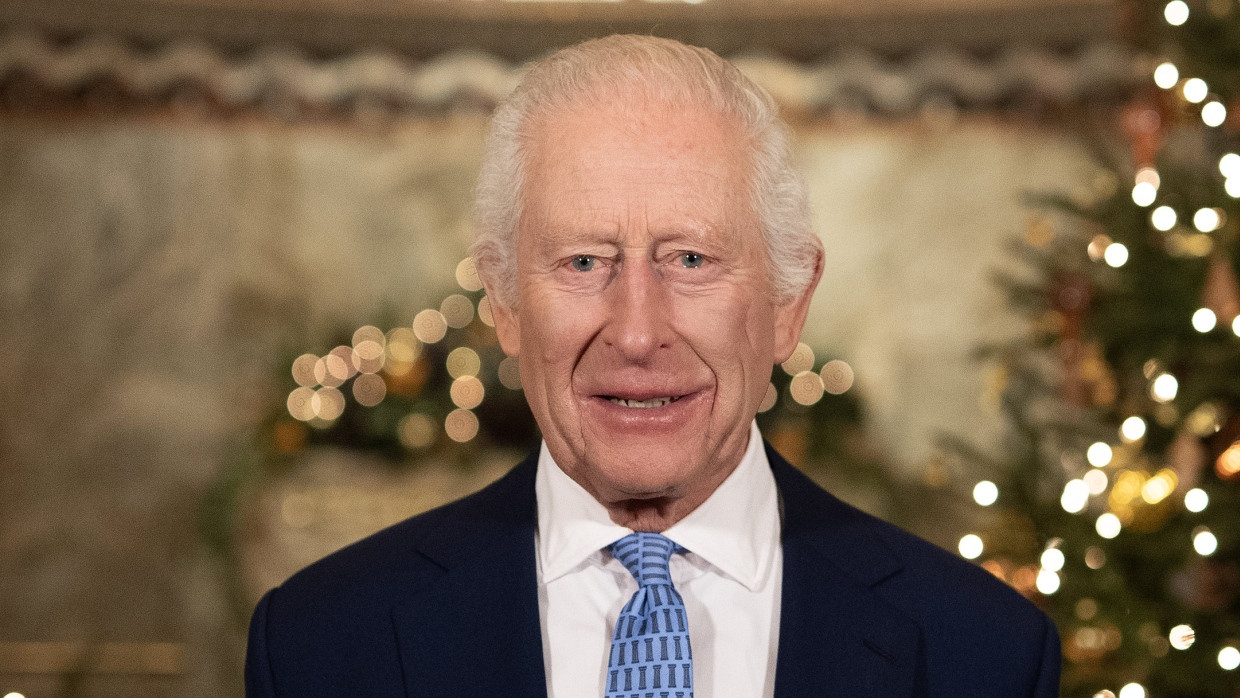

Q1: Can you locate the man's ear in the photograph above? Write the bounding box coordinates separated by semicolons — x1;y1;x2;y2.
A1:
484;284;522;357
772;245;824;364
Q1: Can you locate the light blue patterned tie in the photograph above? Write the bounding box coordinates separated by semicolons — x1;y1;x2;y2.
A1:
606;532;693;698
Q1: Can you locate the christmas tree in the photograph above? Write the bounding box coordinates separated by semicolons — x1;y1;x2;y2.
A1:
956;2;1240;696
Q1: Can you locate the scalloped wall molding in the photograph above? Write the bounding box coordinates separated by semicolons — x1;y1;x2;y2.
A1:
0;30;1140;116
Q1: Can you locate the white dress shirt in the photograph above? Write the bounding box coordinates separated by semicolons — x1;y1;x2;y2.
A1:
535;421;782;697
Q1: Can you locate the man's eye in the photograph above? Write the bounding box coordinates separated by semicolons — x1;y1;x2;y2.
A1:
680;253;704;269
570;255;596;272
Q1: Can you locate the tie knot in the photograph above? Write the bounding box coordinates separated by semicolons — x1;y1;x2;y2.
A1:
610;532;679;587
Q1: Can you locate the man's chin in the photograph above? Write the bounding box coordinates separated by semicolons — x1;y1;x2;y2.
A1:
584;450;698;501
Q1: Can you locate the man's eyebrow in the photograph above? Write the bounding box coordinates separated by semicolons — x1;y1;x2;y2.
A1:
527;218;741;249
650;224;742;249
534;227;621;245
524;229;624;258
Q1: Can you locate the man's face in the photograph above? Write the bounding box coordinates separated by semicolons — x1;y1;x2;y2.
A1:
490;98;816;527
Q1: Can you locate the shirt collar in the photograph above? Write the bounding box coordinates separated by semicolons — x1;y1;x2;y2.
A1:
535;421;780;592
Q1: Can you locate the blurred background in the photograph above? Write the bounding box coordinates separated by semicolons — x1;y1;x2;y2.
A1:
1;0;1238;696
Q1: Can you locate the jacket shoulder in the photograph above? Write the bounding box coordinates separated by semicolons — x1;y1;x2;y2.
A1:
274;452;537;601
245;454;539;695
769;445;1060;696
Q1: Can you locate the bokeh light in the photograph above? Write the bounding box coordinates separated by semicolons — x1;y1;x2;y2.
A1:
312;386;346;421
789;370;825;406
1151;373;1178;402
1036;568;1061;595
1153;61;1179;88
450;376;485;410
1202;101;1227;127
1130;182;1156;207
1096;512;1122;539
351;328;386;368
1140;470;1177;504
1062;479;1090;514
1104;243;1129;267
352;373;387;407
1118;683;1145;698
1184;487;1208;512
1210;441;1240;481
291;353;319;387
820;359;855;394
1041;547;1065;572
272;421;306;453
781;342;815;375
330;346;357;378
1150;205;1177;231
478;296;495;327
385;327;421;363
973;480;998;506
1183;77;1208;103
455;257;484;292
1087;234;1112;261
413;309;448;343
440;294;475;329
352;339;385;373
1220;153;1240;179
1085;546;1107;569
1192;308;1218;333
1084;469;1109;495
1135;167;1160;189
445;408;480;442
1193;207;1222;232
446;347;481;379
287;387;317;421
313;355;343;388
351;325;384;347
1219;646;1240;671
1169;624;1195;650
1166;230;1214;256
1164;0;1189;25
1087;442;1113;467
498;356;522;390
1120;416;1146;442
1186;402;1222;436
398;413;437;449
1193;527;1218;556
958;534;983;559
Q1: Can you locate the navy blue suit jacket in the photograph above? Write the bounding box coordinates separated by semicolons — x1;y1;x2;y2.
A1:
246;445;1061;696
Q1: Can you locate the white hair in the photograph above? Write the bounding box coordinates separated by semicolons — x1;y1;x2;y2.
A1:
472;34;820;307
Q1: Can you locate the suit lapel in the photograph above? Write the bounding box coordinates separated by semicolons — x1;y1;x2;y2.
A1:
390;455;548;697
769;447;921;698
383;445;922;697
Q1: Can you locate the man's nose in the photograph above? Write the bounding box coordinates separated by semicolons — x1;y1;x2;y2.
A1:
601;259;671;362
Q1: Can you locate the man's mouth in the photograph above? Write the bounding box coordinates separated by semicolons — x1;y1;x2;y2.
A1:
605;396;683;409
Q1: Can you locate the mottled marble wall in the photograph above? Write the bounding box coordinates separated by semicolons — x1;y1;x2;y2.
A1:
0;111;1094;696
799;121;1099;468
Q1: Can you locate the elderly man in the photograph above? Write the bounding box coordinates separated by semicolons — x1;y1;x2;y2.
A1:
245;35;1060;697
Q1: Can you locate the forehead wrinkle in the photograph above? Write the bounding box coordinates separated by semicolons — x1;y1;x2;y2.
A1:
520;101;761;259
